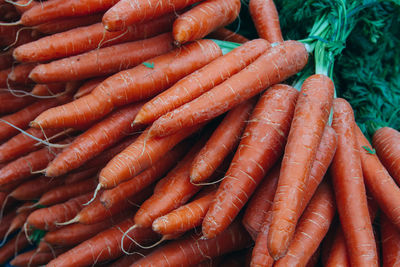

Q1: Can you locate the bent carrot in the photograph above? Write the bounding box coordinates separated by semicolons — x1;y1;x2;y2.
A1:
148;40;308;138
381;213;400;267
29;33;175;83
202;84;298;239
10;175;64;200
0;233;29;265
73;77;106;99
33;13;102;34
173;0;241;44
329;98;378;266
31;39;221;128
134;38;269;125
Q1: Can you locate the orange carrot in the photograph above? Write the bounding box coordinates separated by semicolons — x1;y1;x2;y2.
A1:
274;182;336;267
30;33;175;83
31;83;66;96
33;13;103;34
268;74;334;259
31;39;221;128
11;0;38;14
329;98;378;266
110;249;154;267
73;76;106;99
202;84;298;239
10;175;64;200
134;39;269;125
10;248;66;267
46;218;159;267
0;92;34;115
249;0;284;43
172;0;241;44
0;232;29;265
148;40;308;138
373;127;400;185
103;0;202;32
13;14;175;62
1;205;30;241
325;225;350;267
45;103;144;177
207;27;249;44
0;211;16;241
64;167;99;184
7;63;36;85
381;213;400;267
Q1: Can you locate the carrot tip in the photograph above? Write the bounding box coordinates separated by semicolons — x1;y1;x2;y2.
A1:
55;216;79;226
0;20;21;26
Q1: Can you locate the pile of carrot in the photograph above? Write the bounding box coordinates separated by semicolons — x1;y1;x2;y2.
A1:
0;0;398;266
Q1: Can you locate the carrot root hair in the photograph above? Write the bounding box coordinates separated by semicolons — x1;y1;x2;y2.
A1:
0;228;11;246
3;27;31;51
190;175;227;186
54;215;79;226
0;20;21;26
83;183;102;206
23;222;33;245
5;0;33;6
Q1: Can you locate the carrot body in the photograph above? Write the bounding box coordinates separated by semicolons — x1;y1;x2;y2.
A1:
31;83;66;96
73;76;106;99
64;167;99;184
10;249;65;267
381;213;400;267
274;182;336;267
5;207;30;236
0;233;29;265
13;0;39;14
134;38;269;125
34;13;103;34
46;218;159;267
202;84;298;239
207;27;249;43
249;0;284;43
148;40;308;138
0;93;35;115
268;74;334;259
45;103;144;177
373;127;400;185
10;175;64;200
173;0;241;44
132;221;252;267
30;33;175;83
103;0;202;31
325;226;350;267
329;98;378;266
13;14;175;62
31;39;221;128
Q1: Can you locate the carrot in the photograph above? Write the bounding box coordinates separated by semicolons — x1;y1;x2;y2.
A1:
373;127;400;185
33;13;102;34
31;40;221;129
148;40;308;138
19;0;119;26
329;98;378;266
73;76;106;99
381;213;400;267
0;211;16;241
30;33;175;83
274;182;336;267
172;0;241;44
242;163;280;240
190;99;256;183
64;167;99;185
207;27;249;43
10;248;66;267
46;218;159;267
268;74;334;259
134;38;269;125
0;93;34;115
249;0;284;43
7;63;36;85
0;232;29;265
132;220;252;267
31;83;66;96
103;0;202;32
0;51;13;70
100;142;187;209
1;205;30;243
45;103;144;177
10;175;64;200
11;0;38;14
26;193;92;230
202;84;298;239
110;249;154;267
13;14;175;62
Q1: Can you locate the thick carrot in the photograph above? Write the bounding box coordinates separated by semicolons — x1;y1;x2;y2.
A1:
329;98;378;266
103;0;202;32
30;33;175;83
20;0;119;26
13;14;175;62
242;163;280;240
148;40;308;138
46;218;159;267
134;39;269;125
0;93;34;115
10;175;64;200
45;102;144;177
249;0;284;43
173;0;241;44
190;99;256;183
10;248;66;267
274;182;336;267
7;63;36;85
381;213;400;267
2;206;30;240
268;74;334;259
373;127;400;185
132;221;252;267
31;83;66;96
0;233;29;265
207;27;249;44
26;193;92;230
202;84;298;239
33;13;103;34
31;40;221;128
73;76;106;99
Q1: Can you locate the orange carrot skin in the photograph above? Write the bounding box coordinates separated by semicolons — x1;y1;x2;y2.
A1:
135;39;269;125
7;63;37;85
13;14;175;62
242;163;280;241
0;233;29;265
249;0;284;43
27;193;92;230
73;76;106;99
0;211;16;241
381;213;400;267
330;98;378;266
132;221;252;267
274;182;336;267
173;0;241;44
34;13;103;34
103;0;202;32
0;93;35;116
207;27;249;44
45;102;144;177
31;83;66;96
10;175;64;200
10;249;66;267
325;226;350;267
64;167;99;184
190;99;256;183
46;218;159;267
373;127;400;185
152;189;216;236
202;84;298;239
149;40;308;138
268;74;334;259
356;125;400;228
30;33;175;83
